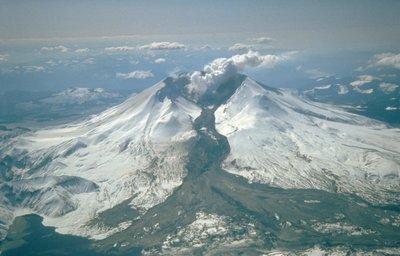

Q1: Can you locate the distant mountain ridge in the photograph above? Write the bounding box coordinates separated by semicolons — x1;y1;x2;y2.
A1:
0;87;126;125
302;76;400;125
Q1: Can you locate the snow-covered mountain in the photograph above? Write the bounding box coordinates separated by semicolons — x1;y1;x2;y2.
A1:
216;78;400;204
0;78;201;239
1;69;400;254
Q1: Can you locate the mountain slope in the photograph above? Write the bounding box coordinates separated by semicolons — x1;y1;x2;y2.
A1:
0;78;201;239
216;78;400;205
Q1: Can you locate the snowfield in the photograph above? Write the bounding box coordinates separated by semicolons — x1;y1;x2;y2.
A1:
216;78;400;205
0;80;201;239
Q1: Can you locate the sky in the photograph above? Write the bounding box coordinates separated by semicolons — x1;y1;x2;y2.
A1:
0;0;399;94
1;0;400;51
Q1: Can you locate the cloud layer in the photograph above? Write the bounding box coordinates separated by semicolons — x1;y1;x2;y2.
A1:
116;70;154;80
140;42;185;50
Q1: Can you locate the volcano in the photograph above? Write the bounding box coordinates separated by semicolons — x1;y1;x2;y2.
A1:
1;73;400;255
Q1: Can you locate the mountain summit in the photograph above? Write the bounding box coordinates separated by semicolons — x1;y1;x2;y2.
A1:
1;72;400;255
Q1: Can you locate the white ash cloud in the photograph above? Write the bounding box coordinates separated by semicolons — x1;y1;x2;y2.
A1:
187;50;295;96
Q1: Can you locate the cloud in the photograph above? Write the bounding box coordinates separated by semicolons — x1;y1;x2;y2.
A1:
350;75;377;87
385;106;398;111
75;48;89;53
250;37;275;44
129;59;140;65
307;69;330;79
354;87;374;94
104;46;135;52
116;70;154;80
154;58;166;64
139;41;185;50
370;53;400;69
229;37;275;51
41;45;68;53
230;50;295;69
379;82;398;93
338;85;349;95
199;44;212;50
23;65;45;72
82;58;95;65
3;65;48;74
229;43;252;51
45;59;57;66
296;66;330;79
0;53;8;61
188;50;295;96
